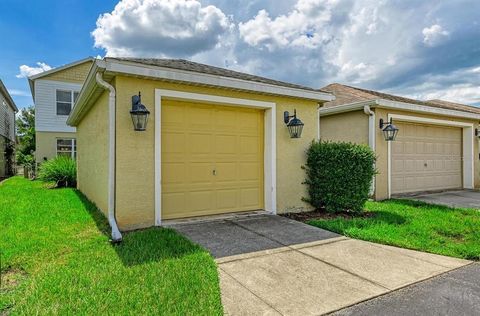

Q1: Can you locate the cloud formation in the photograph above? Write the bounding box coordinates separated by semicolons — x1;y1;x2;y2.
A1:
91;0;480;105
422;24;449;46
16;62;52;78
92;0;233;57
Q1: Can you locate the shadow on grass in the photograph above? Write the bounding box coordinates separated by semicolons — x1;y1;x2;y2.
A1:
73;190;205;267
385;198;458;211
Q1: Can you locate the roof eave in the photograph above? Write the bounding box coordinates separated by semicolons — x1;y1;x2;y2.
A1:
0;80;18;112
68;59;335;126
319;98;480;120
105;59;335;102
67;60;104;126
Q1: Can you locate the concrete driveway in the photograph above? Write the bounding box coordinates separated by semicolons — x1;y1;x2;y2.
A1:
171;214;470;316
407;190;480;209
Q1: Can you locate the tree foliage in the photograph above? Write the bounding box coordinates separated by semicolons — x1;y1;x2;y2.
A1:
16;106;35;166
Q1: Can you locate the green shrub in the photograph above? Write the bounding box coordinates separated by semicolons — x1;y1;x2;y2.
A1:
304;141;376;213
38;156;77;188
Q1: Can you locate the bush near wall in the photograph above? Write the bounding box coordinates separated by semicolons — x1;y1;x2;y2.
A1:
38;156;77;188
304;141;376;213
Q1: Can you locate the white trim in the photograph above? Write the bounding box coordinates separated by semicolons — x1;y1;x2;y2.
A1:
363;106;376;195
154;89;276;224
107;60;333;102
387;113;475;198
317;104;321;140
319;99;480;120
154;90;162;226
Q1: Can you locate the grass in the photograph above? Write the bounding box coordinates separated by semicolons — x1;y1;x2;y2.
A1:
0;177;222;315
308;199;480;260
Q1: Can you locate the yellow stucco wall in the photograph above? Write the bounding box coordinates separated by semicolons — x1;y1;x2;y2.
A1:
113;76;320;230
36;131;76;163
43;60;93;84
76;90;109;216
320;110;369;145
374;107;480;200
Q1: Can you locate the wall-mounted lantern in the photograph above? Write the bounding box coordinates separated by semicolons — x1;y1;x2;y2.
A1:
284;109;304;138
379;118;399;141
475;128;480;138
130;92;150;131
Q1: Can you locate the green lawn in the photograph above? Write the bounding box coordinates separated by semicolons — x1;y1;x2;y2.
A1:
308;199;480;260
0;177;222;315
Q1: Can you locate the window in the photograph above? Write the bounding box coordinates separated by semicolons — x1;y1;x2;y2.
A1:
56;90;79;115
56;138;77;159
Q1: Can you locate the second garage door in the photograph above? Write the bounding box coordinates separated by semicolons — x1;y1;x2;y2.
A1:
161;100;264;219
391;121;462;195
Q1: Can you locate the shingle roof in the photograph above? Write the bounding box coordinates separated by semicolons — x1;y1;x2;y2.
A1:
108;57;327;93
322;83;480;114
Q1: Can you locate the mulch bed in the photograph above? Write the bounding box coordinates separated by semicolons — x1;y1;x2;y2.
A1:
282;209;376;222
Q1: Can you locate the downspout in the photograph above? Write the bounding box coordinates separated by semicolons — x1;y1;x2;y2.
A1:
364;105;376;196
96;72;122;242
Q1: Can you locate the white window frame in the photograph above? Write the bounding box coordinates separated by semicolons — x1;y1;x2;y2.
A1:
56;89;79;116
56;138;77;159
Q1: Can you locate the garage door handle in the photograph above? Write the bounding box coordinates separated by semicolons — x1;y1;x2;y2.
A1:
424;163;427;167
213;169;217;176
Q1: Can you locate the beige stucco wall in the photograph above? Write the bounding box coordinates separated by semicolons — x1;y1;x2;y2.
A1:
76;91;109;216
36;131;76;163
113;76;320;230
374;107;480;200
320;110;369;145
43;61;93;84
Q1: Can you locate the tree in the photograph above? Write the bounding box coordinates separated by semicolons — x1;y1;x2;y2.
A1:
16;106;35;166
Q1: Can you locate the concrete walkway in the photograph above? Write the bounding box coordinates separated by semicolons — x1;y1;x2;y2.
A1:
172;214;471;316
406;190;480;209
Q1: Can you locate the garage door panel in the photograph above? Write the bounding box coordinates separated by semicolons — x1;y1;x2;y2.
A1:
391;121;462;194
162;100;264;219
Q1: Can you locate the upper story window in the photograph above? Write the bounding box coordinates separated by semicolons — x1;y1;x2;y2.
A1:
56;90;79;116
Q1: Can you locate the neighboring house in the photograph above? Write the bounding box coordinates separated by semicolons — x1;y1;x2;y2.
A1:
320;83;480;200
67;57;334;238
0;79;17;178
28;57;94;164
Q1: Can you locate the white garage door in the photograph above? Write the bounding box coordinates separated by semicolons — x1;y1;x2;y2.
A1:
391;121;462;194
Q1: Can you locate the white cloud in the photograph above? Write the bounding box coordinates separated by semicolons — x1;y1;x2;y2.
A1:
8;89;30;97
422;24;449;46
89;0;480;105
92;0;233;57
16;62;52;78
238;0;333;51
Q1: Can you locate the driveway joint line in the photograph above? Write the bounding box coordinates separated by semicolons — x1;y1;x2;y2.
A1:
227;219;391;291
365;241;471;269
218;266;284;316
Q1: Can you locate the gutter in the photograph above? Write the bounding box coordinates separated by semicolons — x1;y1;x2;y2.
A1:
95;72;122;243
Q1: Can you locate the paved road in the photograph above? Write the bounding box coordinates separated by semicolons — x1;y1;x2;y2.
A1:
334;263;480;316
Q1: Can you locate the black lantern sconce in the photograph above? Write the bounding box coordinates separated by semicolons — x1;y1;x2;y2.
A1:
130;92;150;131
284;109;304;138
475;128;480;138
379;118;399;141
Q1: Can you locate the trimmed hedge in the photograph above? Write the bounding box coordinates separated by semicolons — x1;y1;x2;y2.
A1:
38;156;77;188
304;141;376;213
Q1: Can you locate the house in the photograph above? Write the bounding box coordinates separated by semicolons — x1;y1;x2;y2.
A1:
28;58;94;164
0;79;17;178
320;83;480;200
66;57;334;240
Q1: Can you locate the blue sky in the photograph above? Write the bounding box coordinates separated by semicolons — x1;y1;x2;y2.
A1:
0;0;117;109
1;0;479;110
